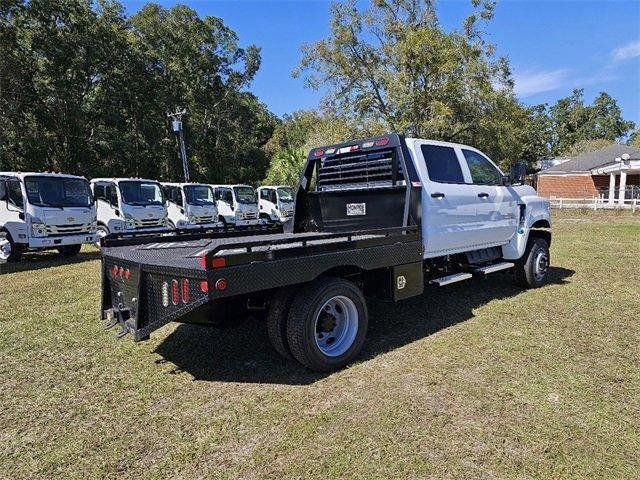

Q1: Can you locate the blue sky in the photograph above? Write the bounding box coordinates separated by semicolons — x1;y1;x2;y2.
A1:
122;0;640;126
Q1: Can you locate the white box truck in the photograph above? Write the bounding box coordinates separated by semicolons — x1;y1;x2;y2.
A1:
161;182;222;230
257;185;295;224
90;178;170;244
210;184;264;229
0;172;97;261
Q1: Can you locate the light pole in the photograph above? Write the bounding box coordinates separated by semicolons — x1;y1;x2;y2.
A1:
168;108;190;182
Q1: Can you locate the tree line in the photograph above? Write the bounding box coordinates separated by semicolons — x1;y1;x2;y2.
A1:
1;0;637;187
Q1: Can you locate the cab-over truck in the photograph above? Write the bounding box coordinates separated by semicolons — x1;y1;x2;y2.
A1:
100;134;551;371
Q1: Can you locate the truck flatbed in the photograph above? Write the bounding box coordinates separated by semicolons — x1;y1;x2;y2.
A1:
101;225;424;344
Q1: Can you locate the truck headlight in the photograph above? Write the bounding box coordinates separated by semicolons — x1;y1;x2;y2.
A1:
89;221;97;233
187;215;197;224
30;218;47;237
125;219;136;230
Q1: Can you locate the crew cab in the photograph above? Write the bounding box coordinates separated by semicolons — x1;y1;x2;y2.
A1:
0;172;97;261
100;134;551;372
210;184;263;229
257;185;295;224
161;182;222;231
91;178;171;244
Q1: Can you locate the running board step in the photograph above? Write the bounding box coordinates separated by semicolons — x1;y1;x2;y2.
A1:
430;272;473;286
474;262;514;275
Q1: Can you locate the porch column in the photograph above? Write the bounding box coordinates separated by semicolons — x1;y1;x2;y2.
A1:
608;173;616;204
618;170;627;204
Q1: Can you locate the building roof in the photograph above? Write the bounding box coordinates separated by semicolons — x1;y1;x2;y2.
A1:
539;144;640;174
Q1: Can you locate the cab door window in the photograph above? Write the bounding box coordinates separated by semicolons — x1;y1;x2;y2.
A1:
420;145;465;184
7;180;24;208
462;149;503;186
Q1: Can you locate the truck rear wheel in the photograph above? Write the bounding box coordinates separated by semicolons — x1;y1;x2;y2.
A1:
514;237;550;288
286;277;368;372
266;287;298;361
58;244;82;257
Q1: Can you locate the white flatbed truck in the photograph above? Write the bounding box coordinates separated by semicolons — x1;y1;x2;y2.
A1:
100;134;551;371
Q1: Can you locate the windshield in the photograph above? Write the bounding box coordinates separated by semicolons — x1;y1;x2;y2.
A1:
277;187;294;202
119;181;164;206
184;185;215;205
24;176;92;208
233;186;257;205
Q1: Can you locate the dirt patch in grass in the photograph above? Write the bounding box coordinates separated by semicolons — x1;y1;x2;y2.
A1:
1;212;639;479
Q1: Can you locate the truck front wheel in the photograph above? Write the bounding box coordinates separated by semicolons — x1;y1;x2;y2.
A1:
514;237;550;288
0;233;21;262
286;277;368;372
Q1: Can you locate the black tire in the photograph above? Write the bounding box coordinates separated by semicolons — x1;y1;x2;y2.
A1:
286;277;368;372
2;232;22;262
266;287;299;360
58;244;82;257
514;236;550;288
95;225;109;249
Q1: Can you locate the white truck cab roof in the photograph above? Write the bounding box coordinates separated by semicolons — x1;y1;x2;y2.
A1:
0;171;89;181
210;184;253;189
91;177;161;185
258;185;292;190
161;182;212;188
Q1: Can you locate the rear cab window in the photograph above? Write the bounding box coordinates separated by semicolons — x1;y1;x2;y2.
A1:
420;144;465;184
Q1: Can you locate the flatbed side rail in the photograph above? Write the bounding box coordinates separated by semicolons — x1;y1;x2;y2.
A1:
101;223;281;249
192;225;420;258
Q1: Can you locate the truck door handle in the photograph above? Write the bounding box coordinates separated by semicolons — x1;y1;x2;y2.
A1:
430;192;445;199
477;192;489;198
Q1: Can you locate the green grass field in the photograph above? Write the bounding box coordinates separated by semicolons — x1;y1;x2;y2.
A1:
1;211;639;479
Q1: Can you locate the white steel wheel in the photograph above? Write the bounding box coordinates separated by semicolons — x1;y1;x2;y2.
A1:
314;295;359;357
286;277;368;372
95;226;109;249
0;234;11;263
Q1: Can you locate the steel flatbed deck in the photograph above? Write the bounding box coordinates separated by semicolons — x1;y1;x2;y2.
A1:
101;225;424;341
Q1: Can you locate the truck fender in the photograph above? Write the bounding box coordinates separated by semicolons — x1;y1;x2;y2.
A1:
502;207;551;260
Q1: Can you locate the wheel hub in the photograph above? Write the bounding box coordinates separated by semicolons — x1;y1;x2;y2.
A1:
314;295;359;357
0;236;11;262
534;250;549;281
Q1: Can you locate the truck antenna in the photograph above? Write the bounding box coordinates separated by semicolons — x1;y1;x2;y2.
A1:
167;108;190;182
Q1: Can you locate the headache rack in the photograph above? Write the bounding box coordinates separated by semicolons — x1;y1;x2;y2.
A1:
317;148;404;192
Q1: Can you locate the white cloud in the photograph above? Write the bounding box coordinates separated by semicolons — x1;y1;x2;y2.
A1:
513;69;569;97
612;40;640;62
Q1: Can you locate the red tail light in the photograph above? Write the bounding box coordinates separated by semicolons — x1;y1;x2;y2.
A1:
375;137;389;146
181;279;190;303
200;280;209;293
199;255;207;269
313;149;324;157
111;265;118;277
212;257;226;268
124;269;131;280
215;278;227;291
118;267;125;279
171;279;179;305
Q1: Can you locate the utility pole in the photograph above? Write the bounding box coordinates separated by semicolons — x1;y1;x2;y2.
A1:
168;108;190;182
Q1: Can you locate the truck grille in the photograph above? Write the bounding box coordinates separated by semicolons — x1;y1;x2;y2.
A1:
134;218;164;228
195;215;217;224
45;223;91;235
241;212;258;220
